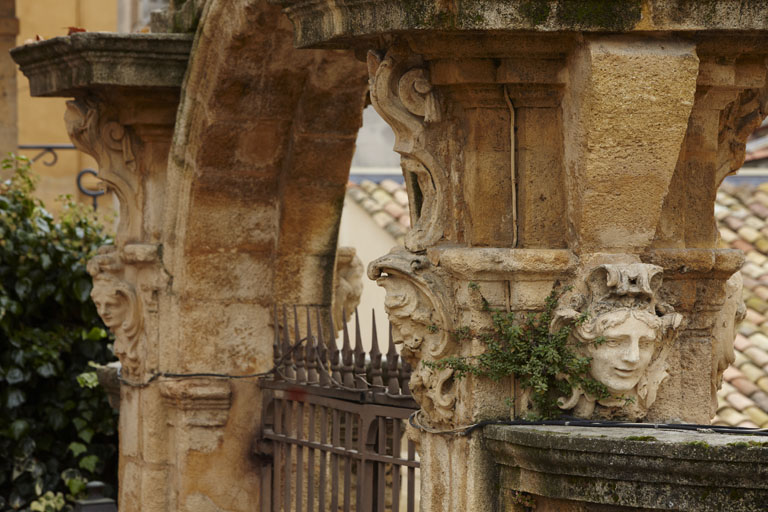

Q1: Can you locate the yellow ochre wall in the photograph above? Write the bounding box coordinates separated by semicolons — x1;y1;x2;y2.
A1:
16;0;117;212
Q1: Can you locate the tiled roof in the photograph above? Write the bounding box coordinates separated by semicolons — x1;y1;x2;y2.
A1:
346;178;410;244
714;180;768;428
347;175;768;427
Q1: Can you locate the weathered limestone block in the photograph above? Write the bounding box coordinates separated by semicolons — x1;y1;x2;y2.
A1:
562;37;699;253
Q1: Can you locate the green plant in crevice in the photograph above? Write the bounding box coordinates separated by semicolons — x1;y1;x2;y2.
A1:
424;286;611;420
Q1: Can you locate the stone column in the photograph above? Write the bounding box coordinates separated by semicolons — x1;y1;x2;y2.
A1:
13;32;192;511
275;2;768;510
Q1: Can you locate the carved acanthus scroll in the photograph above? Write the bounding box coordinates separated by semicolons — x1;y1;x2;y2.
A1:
65;97;141;244
369;248;457;426
368;48;448;252
553;263;684;420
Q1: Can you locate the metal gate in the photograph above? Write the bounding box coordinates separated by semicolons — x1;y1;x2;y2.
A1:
258;307;420;512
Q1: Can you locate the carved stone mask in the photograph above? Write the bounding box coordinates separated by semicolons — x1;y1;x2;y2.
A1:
91;279;129;330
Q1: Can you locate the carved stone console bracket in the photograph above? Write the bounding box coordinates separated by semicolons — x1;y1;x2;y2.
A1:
369;248;457;426
159;378;232;428
369;47;450;252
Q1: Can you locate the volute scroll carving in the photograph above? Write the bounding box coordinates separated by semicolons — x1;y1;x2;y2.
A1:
65;97;141;245
368;47;448;252
369;248;457;426
552;263;684;420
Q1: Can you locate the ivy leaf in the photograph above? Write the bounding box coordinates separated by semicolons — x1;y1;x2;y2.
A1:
72;278;92;303
68;442;87;457
6;388;26;408
9;419;29;440
77;427;94;443
83;327;107;341
6;366;24;384
14;278;31;299
78;455;98;473
39;252;52;269
36;362;55;378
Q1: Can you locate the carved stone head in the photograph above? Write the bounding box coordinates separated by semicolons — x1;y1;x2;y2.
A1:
554;263;683;419
87;246;143;377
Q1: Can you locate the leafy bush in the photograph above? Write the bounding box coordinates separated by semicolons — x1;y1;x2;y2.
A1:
0;156;117;511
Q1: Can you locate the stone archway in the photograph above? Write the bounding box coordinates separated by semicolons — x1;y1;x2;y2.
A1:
155;1;368;510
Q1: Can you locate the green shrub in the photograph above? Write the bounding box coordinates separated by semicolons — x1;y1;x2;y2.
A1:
0;156;117;511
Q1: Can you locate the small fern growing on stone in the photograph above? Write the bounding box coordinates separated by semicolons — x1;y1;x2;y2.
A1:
424;287;610;419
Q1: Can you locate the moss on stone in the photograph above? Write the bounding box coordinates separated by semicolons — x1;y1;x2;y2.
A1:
624;435;657;442
555;0;642;31
684;440;711;449
520;1;552;26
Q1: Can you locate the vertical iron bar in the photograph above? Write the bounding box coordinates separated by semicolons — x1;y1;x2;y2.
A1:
341;310;355;388
343;412;352;511
392;418;402;512
306;307;318;385
386;323;400;395
407;440;416;512
294;305;306;383
319;406;328;512
377;417;386;511
296;400;304;512
316;307;330;387
353;309;367;390
370;310;384;390
273;397;282;512
307;403;315;511
282;306;295;380
284;401;293;511
331;409;340;512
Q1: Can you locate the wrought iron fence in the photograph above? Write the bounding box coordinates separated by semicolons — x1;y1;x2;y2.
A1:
18;144;105;209
258;306;420;512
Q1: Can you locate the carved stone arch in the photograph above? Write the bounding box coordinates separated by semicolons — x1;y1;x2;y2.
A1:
153;1;369;509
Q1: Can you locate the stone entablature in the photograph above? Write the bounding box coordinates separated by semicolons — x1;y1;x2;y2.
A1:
275;0;768;48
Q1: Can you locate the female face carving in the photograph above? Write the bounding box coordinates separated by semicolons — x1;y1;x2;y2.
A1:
91;281;128;330
585;311;659;394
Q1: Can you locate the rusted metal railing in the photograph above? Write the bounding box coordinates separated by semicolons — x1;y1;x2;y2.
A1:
258;306;420;512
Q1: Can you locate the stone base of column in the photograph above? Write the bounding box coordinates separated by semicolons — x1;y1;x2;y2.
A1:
485;425;768;511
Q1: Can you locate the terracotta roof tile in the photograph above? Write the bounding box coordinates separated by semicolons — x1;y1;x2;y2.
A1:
744;346;768;367
393;189;409;207
380;178;401;194
726;392;755;411
730;377;759;397
743;406;768;426
734;334;752;352
749;333;768;351
724;216;745;231
751;390;768;412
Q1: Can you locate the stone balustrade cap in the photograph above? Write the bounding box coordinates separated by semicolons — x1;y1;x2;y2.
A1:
11;32;193;97
484;424;768;511
272;0;768;48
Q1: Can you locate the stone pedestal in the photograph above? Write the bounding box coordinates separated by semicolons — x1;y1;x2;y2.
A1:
275;1;768;510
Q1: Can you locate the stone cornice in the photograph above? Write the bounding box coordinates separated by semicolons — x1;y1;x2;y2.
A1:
10;33;192;97
271;0;768;49
484;424;768;511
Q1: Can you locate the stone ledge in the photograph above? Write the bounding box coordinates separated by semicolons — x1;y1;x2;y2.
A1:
272;0;768;49
429;247;577;280
10;32;193;97
483;424;768;511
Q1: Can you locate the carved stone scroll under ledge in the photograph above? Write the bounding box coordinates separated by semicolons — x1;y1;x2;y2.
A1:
368;48;449;252
369;248;457;426
553;263;684;421
65;97;141;244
